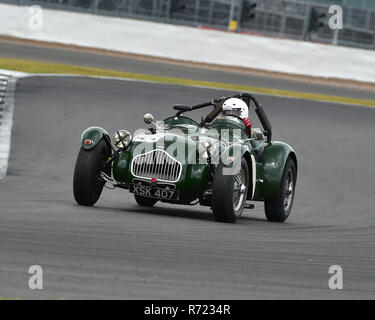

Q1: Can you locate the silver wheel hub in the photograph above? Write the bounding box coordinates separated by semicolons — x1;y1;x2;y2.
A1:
240;184;246;194
283;169;294;211
233;167;247;212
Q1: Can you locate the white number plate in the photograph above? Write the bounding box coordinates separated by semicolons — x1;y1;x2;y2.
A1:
130;185;179;200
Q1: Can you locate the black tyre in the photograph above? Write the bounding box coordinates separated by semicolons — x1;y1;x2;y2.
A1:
134;195;158;207
265;157;296;222
73;140;110;206
212;158;249;223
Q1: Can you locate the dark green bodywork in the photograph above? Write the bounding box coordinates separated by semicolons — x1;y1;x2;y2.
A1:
81;126;111;150
80;116;297;203
253;141;297;200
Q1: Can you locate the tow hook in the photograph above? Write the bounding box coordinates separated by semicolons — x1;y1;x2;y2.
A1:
244;202;255;209
100;171;116;189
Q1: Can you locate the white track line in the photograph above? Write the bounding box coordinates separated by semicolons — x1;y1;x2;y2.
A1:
0;70;26;179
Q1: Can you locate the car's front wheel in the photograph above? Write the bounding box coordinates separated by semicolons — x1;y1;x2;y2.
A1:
73;140;110;206
264;157;296;222
212;158;249;223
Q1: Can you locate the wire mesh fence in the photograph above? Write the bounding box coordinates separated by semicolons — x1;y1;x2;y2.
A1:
2;0;375;49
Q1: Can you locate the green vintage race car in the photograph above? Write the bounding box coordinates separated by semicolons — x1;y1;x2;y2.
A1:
73;93;297;223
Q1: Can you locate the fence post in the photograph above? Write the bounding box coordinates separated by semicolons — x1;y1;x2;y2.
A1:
280;0;287;36
128;0;135;15
93;0;99;14
332;29;340;45
228;0;236;30
154;0;161;17
302;3;312;41
152;0;157;17
208;0;214;25
237;0;243;32
166;0;172;22
194;0;200;22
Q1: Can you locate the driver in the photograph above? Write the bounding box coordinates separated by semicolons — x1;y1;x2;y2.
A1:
222;98;252;137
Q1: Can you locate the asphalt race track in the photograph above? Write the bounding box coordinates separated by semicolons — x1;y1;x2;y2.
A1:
0;76;374;299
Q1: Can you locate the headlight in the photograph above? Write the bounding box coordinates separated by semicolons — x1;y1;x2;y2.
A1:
198;141;217;159
208;143;218;158
198;141;209;159
114;130;132;149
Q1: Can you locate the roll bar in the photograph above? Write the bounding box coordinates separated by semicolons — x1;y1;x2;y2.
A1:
172;93;272;143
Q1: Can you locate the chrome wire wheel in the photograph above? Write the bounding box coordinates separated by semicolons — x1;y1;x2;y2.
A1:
212;157;249;223
264;157;297;223
283;169;294;212
233;166;247;212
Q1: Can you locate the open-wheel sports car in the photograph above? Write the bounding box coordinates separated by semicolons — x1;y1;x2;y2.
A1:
73;93;297;223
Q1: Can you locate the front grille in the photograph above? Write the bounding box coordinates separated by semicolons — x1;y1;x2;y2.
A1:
131;149;181;182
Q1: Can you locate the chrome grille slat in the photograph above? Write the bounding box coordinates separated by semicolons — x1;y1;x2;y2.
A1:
175;162;178;178
157;151;162;177
164;158;169;180
173;165;176;175
131;149;181;182
141;155;145;176
168;158;173;179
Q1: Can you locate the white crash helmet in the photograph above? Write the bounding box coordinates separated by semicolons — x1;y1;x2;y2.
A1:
222;98;249;119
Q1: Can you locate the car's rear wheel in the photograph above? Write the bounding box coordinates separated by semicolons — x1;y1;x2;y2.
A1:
265;157;296;222
212;158;249;223
73;139;110;206
134;195;158;207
